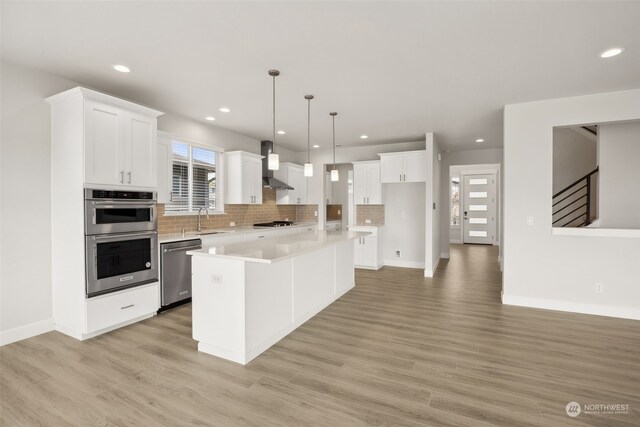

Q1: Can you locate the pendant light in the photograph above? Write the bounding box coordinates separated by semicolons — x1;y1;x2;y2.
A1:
267;69;280;170
330;112;339;181
304;95;314;177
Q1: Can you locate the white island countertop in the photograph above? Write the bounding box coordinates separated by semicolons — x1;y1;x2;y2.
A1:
187;230;369;264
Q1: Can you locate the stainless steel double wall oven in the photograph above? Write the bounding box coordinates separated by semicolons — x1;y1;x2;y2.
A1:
84;189;158;297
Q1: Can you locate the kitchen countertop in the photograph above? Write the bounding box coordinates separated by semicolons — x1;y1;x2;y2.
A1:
188;230;369;264
158;222;318;244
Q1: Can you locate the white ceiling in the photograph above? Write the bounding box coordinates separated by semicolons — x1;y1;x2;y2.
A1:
2;1;639;152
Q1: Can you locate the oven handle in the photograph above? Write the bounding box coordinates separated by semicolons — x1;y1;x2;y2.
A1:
163;245;202;253
92;231;157;240
91;201;156;207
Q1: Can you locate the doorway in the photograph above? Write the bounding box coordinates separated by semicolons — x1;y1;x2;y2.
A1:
462;173;497;244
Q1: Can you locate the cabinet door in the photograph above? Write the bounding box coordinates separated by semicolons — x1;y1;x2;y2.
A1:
403;152;427;182
361;236;378;267
249;158;263;204
84;100;125;186
156;136;171;203
125;111;157;188
353;165;368;205
241;157;257;204
380;155;403;183
366;163;382;204
353;239;363;266
294;168;307;204
324;172;332;204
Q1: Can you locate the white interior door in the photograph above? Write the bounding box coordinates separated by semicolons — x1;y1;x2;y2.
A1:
463;174;496;244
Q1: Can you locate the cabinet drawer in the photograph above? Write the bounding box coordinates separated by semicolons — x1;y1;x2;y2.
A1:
86;283;159;333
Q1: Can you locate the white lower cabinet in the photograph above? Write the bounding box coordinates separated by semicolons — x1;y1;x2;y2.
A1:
351;226;383;270
86;282;159;334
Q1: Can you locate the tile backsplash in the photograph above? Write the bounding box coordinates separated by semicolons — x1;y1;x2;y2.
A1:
158;189;317;234
355;204;385;226
326;204;343;221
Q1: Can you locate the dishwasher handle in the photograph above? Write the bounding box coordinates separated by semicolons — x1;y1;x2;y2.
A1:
163;245;202;254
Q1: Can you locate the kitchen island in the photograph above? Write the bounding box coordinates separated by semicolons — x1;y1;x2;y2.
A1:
188;230;368;364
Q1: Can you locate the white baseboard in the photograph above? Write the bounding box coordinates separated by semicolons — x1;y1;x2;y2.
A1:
440;252;450;259
424;257;441;278
0;318;54;346
502;294;640;321
383;259;425;269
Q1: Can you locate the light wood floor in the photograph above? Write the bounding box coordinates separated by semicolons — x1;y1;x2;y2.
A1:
2;244;639;426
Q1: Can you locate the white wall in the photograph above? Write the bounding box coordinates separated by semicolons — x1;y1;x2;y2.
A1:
552;127;597;194
0;60;295;344
424;133;441;276
383;183;426;268
598;120;640;228
503;88;640;320
439;148;503;257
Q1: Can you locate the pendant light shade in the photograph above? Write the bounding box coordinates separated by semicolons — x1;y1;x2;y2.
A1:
268;153;280;170
330;112;339;182
304;94;314;177
304;163;314;177
268;69;280;171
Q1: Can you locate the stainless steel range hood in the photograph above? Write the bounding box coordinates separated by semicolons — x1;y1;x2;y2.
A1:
261;140;293;190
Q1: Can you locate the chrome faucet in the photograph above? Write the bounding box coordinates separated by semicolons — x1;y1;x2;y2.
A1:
197;207;210;232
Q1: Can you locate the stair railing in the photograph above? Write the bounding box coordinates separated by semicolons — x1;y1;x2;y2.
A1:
552;167;598;227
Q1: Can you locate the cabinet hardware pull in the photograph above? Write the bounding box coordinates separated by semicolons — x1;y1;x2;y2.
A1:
120;171;124;183
121;304;135;310
169;192;173;202
127;172;132;184
399;174;401;182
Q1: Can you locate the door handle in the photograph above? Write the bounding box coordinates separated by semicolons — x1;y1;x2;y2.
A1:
127;171;132;184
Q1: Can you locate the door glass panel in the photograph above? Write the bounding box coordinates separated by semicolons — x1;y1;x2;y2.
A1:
469;205;487;211
469;218;488;224
96;238;151;279
469;230;487;237
469;192;487;198
469;178;488;185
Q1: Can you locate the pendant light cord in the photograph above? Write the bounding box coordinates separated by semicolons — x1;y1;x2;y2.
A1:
332;114;336;169
307;98;311;163
272;74;276;154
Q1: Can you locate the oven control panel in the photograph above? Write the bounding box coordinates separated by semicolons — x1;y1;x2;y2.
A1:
87;189;156;200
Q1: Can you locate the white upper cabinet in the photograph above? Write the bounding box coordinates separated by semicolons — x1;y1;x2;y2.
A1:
352;161;381;205
379;150;426;183
276;163;307;205
324;171;333;205
59;88;163;189
225;151;264;204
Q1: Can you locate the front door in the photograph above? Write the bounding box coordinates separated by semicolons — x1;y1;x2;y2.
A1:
463;174;496;245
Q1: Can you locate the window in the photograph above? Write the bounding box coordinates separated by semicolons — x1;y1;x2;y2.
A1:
450;177;460;226
166;140;223;214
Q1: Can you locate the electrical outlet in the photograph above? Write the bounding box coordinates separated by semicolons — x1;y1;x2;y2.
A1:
314;210;318;217
285;218;289;221
212;273;223;285
337;209;341;215
595;282;604;293
395;250;401;257
365;219;372;224
527;216;534;226
229;221;235;227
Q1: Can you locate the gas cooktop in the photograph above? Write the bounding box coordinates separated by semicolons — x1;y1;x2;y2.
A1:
253;221;295;228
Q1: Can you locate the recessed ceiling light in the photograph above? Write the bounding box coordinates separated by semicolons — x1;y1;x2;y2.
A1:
277;130;286;135
219;107;231;113
360;135;368;139
205;116;215;121
112;64;130;73
312;144;320;148
600;47;624;58
475;138;485;143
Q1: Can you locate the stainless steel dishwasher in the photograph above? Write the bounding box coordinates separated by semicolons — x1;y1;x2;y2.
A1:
160;238;201;310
